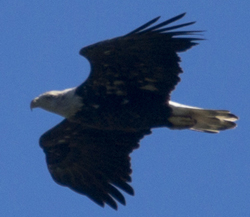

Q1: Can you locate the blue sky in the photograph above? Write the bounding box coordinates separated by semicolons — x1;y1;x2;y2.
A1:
1;1;249;216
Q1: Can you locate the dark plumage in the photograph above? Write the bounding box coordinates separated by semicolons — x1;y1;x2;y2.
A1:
31;13;238;210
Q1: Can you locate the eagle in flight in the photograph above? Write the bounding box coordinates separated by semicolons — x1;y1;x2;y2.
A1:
31;13;238;210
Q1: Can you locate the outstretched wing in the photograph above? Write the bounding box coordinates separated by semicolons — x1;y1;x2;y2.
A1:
39;119;151;210
76;13;202;106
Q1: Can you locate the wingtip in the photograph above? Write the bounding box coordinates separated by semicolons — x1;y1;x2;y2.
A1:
179;12;187;17
173;12;187;21
152;16;161;22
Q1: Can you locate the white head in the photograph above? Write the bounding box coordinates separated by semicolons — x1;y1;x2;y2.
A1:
30;88;82;118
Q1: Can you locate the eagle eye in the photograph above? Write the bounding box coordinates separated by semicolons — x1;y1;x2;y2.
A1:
45;95;53;100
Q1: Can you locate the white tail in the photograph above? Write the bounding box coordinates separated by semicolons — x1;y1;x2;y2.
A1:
168;101;238;133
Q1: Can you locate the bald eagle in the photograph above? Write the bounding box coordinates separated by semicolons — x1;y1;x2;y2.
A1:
31;13;238;210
